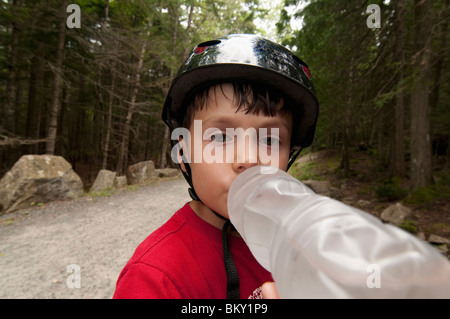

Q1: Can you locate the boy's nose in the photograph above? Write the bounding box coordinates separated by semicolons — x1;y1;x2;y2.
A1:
233;160;258;173
232;136;259;173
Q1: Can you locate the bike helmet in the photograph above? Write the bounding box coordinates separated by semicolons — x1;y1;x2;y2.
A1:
163;33;319;150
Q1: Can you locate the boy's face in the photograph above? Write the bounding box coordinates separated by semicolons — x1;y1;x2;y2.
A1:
180;83;293;219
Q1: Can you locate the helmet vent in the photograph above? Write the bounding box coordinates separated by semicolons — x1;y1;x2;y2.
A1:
197;40;221;47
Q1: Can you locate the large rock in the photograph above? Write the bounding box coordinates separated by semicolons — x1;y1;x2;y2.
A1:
126;160;155;185
302;180;340;198
89;169;116;193
114;176;127;188
153;168;180;178
380;202;411;226
0;155;84;213
428;234;450;245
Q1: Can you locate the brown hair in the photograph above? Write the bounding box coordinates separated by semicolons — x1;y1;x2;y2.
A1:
181;81;293;130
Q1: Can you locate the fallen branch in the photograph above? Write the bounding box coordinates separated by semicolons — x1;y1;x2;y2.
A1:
0;134;47;147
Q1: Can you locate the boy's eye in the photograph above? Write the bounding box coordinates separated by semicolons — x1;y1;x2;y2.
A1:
211;132;231;143
259;136;279;146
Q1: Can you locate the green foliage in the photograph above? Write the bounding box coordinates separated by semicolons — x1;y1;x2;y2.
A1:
398;219;418;234
88;187;114;198
404;170;450;205
288;154;340;181
375;178;408;202
289;161;322;181
405;186;439;205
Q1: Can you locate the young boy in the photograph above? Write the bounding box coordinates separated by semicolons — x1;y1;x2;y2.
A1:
113;34;319;299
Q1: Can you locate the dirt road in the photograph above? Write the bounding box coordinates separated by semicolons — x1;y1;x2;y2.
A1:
0;177;190;298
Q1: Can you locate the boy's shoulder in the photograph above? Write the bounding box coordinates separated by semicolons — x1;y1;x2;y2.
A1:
129;203;192;265
122;202;223;272
115;202;228;298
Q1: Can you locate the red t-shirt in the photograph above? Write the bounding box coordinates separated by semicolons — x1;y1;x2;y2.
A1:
113;202;272;299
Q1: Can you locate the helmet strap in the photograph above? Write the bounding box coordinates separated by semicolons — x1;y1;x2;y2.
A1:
287;147;303;171
222;220;240;299
178;146;201;201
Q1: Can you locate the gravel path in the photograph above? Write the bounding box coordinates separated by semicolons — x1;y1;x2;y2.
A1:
0;177;190;299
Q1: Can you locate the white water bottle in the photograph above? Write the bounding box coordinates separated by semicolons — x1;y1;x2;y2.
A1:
227;166;450;298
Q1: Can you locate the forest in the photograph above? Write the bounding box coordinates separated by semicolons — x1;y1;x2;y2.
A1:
0;0;449;195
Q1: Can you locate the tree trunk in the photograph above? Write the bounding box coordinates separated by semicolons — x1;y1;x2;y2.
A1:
100;0;113;170
116;32;148;175
4;0;21;134
160;7;181;169
340;127;350;177
26;54;40;139
26;41;45;154
161;126;170;168
46;1;67;155
377;107;388;167
389;0;406;177
56;85;67;156
161;5;190;168
429;0;448;110
102;69;116;170
410;0;433;190
340;53;355;178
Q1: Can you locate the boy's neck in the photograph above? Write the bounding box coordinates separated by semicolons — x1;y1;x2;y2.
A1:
189;200;241;237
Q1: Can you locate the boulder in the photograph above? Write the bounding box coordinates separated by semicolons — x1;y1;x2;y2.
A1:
356;199;372;209
297;152;319;164
153;168;180;178
114;176;127;188
0;155;84;213
428;234;450;245
380;202;411;226
303;180;339;198
89;169;116;193
126;160;155;185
